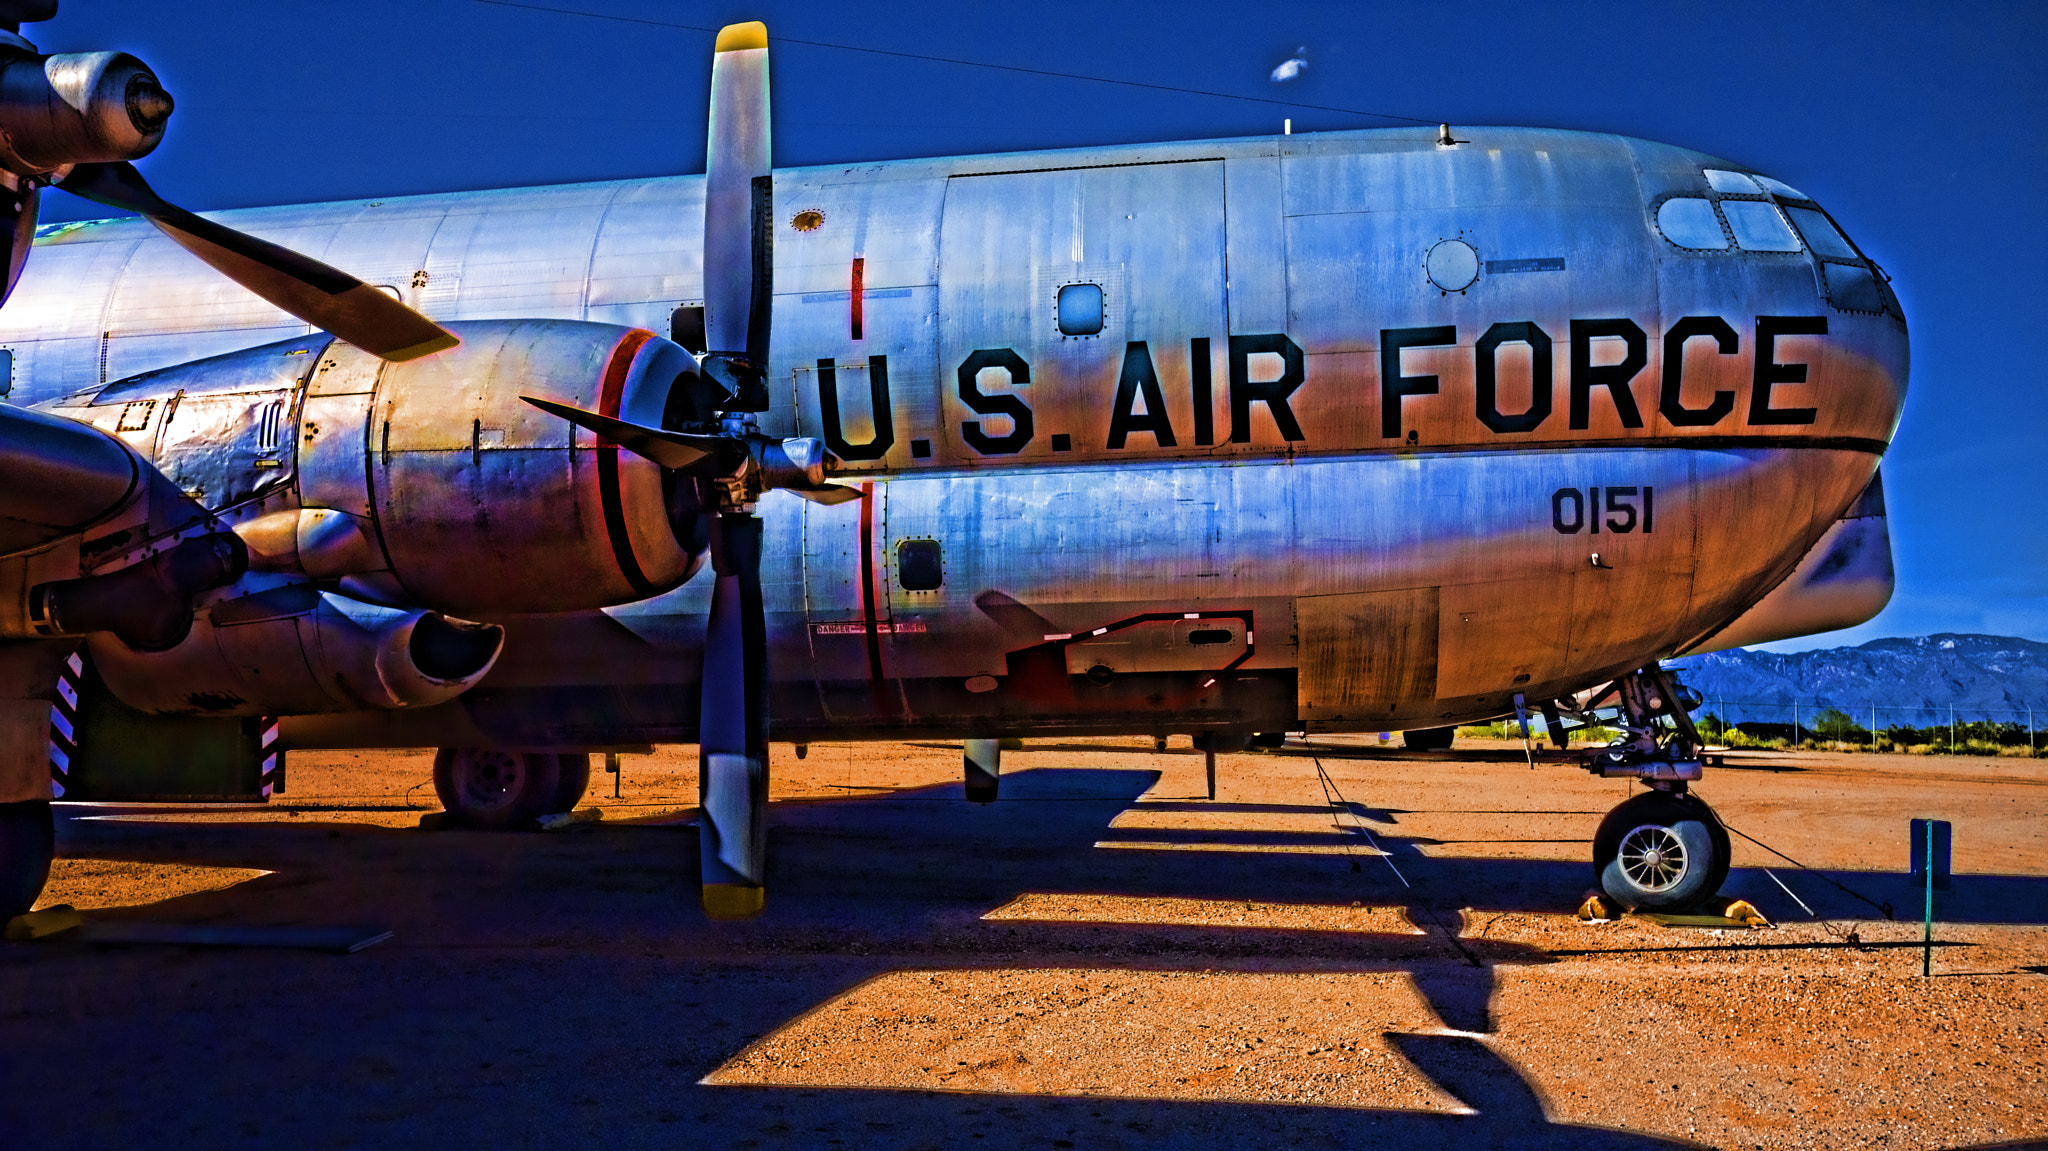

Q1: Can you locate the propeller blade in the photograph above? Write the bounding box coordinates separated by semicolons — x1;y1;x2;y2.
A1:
698;510;770;919
701;21;771;410
785;484;864;506
58;161;460;362
519;396;713;470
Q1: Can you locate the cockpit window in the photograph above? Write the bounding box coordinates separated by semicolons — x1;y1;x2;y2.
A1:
1785;206;1858;259
1755;175;1809;201
1720;200;1801;252
1656;198;1728;249
1655;167;1897;318
1703;168;1763;195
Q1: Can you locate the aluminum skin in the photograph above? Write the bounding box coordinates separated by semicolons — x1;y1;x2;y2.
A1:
0;124;1908;750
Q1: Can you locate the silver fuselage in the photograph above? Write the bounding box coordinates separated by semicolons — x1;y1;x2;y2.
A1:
3;125;1908;746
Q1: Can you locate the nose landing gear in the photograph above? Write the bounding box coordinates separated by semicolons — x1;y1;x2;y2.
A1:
1591;789;1731;910
1565;665;1732;911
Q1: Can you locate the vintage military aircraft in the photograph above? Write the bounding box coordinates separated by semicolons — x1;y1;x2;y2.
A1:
0;9;1903;921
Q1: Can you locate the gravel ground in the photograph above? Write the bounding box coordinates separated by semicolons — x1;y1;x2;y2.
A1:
4;737;2043;1149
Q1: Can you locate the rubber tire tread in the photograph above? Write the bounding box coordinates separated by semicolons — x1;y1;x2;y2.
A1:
1402;726;1456;751
433;749;561;830
1592;790;1728;911
0;800;55;920
552;753;591;813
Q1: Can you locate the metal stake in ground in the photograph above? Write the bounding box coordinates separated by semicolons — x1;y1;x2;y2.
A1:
1911;817;1951;977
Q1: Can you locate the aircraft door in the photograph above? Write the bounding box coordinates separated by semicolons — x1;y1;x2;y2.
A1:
937;160;1227;465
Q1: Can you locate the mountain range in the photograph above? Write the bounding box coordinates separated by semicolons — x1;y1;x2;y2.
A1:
1667;634;2048;725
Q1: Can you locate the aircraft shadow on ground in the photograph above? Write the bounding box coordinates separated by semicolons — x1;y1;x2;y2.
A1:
20;764;2041;1148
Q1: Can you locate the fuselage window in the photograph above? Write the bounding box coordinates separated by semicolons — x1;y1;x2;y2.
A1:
1720;200;1801;252
1655;198;1729;249
897;538;943;591
0;348;11;397
1056;283;1104;336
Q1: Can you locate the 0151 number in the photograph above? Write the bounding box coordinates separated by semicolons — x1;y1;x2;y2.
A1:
1553;486;1653;534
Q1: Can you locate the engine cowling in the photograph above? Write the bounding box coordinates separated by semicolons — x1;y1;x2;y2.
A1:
345;320;706;613
46;318;708;617
89;585;503;716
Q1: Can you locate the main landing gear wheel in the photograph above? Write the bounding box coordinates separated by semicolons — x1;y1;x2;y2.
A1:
0;800;55;920
553;753;591;812
1592;790;1731;911
1402;726;1456;751
433;748;563;830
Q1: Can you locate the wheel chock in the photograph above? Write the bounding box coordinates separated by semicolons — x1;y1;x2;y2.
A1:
536;807;604;831
1575;893;1617;922
1720;898;1773;928
5;905;84;941
417;811;447;831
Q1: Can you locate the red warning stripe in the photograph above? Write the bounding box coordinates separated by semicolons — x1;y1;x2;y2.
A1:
593;328;659;597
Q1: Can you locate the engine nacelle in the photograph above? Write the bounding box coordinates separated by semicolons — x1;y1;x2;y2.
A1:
345;320;706;613
47;319;707;618
89;585;503;716
0;49;170;176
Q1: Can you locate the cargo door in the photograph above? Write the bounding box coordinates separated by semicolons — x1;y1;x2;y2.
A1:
936;159;1226;466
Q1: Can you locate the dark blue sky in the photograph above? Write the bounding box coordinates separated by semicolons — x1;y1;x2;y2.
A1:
25;1;2047;649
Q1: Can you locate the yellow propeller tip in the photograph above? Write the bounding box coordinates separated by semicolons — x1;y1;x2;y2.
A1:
714;21;767;53
701;883;766;919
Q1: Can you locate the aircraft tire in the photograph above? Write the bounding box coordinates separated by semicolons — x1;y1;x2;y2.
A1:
0;800;55;920
1593;791;1730;911
1402;726;1456;751
552;753;591;813
432;748;562;830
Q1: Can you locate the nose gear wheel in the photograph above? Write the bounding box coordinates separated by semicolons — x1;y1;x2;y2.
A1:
1616;824;1689;892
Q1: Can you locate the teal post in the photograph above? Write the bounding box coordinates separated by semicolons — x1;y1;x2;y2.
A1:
1910;818;1951;977
1922;819;1933;977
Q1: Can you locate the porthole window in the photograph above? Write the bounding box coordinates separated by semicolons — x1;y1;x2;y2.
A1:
1056;283;1104;336
1721;200;1801;252
897;538;943;591
1703;168;1763;195
1656;198;1728;249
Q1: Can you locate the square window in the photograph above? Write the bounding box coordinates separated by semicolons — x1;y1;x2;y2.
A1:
897;539;943;591
1056;283;1104;336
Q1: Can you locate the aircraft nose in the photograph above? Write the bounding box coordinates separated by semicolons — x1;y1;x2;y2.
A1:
1651;164;1907;441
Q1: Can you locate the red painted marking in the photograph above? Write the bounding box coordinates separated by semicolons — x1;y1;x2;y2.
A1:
850;257;865;341
595;328;659;596
857;481;885;691
597;328;656;420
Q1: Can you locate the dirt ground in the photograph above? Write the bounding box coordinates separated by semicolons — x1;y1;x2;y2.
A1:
4;737;2044;1149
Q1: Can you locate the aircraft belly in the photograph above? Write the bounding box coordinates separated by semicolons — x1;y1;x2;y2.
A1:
270;441;1864;749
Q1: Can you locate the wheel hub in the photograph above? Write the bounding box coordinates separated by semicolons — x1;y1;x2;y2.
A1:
459;751;524;811
1617;824;1689;892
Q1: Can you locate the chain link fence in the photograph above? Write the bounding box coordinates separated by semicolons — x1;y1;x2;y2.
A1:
1686;698;2045;756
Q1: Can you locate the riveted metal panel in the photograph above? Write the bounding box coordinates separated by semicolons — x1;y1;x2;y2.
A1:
937;160;1226;468
1297;587;1439;725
